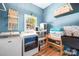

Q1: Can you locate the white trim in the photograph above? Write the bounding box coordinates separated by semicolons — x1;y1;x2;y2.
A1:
0;3;6;11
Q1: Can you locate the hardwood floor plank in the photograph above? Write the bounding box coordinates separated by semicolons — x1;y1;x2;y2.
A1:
48;50;60;56
37;47;52;56
35;47;48;56
34;47;61;56
42;48;53;56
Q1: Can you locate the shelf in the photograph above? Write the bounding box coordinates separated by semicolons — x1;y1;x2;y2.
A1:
36;30;47;32
38;37;46;41
8;9;18;31
48;42;62;48
8;21;18;23
8;15;19;18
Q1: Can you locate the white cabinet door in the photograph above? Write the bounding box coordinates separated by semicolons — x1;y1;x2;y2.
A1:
0;36;22;56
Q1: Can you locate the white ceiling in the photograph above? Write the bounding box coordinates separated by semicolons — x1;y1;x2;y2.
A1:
32;3;52;9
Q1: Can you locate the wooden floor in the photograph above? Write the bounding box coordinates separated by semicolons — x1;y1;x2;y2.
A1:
33;47;61;56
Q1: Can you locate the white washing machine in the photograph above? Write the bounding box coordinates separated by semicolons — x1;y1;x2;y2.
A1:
20;32;38;56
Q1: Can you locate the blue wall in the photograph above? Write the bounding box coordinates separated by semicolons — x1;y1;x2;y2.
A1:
43;3;79;31
0;3;43;32
0;11;8;32
1;3;79;32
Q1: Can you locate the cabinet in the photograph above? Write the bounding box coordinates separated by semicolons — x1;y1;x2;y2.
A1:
38;37;47;51
0;36;22;56
36;23;47;51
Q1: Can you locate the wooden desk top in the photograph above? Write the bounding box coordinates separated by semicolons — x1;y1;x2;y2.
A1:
47;34;61;41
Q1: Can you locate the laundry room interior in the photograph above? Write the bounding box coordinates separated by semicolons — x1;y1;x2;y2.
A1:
0;3;79;56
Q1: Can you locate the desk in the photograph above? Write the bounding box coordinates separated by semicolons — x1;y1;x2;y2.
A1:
46;34;64;55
